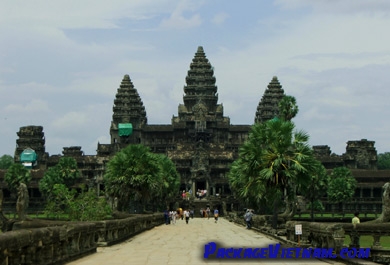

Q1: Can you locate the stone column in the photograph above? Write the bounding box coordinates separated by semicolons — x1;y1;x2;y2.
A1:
192;182;196;198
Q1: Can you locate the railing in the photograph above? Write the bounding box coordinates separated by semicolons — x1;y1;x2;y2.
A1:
227;212;390;264
286;221;390;264
0;213;164;265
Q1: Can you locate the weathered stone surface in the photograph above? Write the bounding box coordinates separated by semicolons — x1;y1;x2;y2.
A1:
0;213;164;265
16;182;29;221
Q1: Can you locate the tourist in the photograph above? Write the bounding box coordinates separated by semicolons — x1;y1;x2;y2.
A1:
214;208;219;223
171;210;176;225
190;209;194;219
164;209;170;225
184;209;190;224
244;209;254;229
197;189;201;199
206;207;211;219
352;212;360;227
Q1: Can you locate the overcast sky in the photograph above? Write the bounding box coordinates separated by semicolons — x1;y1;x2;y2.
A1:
1;0;390;157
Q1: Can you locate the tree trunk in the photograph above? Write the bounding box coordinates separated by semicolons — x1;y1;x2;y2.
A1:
272;198;279;229
310;198;315;222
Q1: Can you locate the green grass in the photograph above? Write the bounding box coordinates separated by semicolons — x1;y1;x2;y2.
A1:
344;235;390;248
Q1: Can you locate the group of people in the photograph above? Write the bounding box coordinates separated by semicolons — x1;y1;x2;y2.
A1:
199;207;219;223
164;208;194;225
196;189;207;199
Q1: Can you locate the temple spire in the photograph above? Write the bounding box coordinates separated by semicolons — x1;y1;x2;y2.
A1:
255;76;285;123
111;74;147;126
182;46;218;112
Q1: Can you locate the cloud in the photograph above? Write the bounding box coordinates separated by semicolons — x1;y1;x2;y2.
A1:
160;0;203;29
212;12;229;25
275;0;390;14
4;99;49;113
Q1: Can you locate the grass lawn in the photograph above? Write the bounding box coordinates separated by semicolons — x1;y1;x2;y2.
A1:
344;235;390;248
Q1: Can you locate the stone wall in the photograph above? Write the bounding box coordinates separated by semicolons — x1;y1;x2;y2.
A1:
0;213;164;265
227;212;390;264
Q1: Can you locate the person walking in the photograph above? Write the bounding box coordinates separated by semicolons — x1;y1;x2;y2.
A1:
171;210;177;225
214;208;219;223
184;209;190;224
244;209;254;229
206;207;210;219
164;209;170;225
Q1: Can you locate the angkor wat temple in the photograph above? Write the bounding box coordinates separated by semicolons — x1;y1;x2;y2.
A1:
1;46;388;213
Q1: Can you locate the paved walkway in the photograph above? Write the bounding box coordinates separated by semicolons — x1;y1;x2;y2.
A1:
67;217;349;265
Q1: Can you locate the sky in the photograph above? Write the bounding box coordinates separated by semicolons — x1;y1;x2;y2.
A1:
1;0;390;157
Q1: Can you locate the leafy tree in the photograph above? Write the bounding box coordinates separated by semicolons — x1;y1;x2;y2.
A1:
377;152;390;170
39;157;80;197
156;154;180;207
104;144;165;212
44;184;111;221
70;188;112;221
327;167;357;211
0;155;13;170
44;184;76;218
228;118;316;228
4;163;31;194
299;160;328;221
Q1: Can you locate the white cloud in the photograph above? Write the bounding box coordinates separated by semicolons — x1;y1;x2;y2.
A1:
4;99;49;113
275;0;390;14
160;0;203;29
212;12;229;25
2;1;390;157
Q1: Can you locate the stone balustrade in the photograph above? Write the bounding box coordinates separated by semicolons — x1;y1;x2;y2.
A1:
0;213;164;265
227;212;390;264
286;221;345;252
286;221;390;264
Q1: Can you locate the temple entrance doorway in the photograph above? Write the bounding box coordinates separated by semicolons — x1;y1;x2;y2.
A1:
196;180;206;191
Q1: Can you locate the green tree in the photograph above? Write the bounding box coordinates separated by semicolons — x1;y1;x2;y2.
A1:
104;144;164;212
39;157;80;197
156;154;180;208
228;119;316;228
327;167;357;211
278;95;299;121
4;163;31;194
300;160;328;221
0;155;13;170
377;152;390;170
44;184;111;221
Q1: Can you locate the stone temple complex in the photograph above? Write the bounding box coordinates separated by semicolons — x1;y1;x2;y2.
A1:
1;46;389;213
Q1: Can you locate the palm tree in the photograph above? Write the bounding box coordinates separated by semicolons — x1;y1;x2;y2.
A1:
278;95;299;121
229;118;316;228
104;144;163;212
155;154;180;208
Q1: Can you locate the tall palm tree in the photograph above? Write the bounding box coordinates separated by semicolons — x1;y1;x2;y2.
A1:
278;95;299;121
229;118;316;228
104;144;163;212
